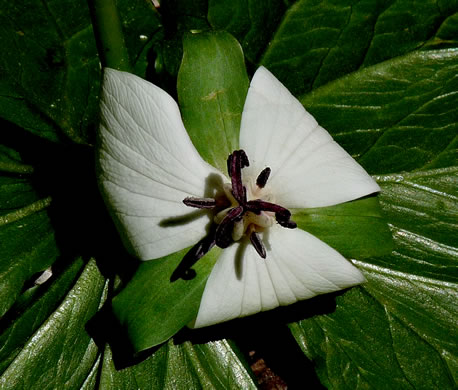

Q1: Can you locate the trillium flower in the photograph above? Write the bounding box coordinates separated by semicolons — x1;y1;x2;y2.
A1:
98;66;380;328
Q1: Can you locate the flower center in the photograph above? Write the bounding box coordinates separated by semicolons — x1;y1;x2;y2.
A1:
190;149;296;248
171;150;296;280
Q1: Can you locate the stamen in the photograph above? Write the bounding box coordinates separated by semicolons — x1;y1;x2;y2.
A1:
250;231;266;259
215;205;244;248
240;150;250;168
170;230;216;281
228;150;249;203
277;218;297;229
256;167;271;188
183;197;217;209
247;199;290;216
227;154;233;178
247;199;296;229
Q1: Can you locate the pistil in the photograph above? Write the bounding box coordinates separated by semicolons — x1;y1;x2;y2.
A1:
215;205;244;248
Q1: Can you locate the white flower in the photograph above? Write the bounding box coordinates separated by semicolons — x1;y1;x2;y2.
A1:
98;66;380;328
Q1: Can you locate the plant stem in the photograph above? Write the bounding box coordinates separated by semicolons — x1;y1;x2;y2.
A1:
88;0;131;71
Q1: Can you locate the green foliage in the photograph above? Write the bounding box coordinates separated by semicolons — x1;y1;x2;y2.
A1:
0;260;106;389
99;340;256;389
293;197;393;259
0;0;457;388
301;49;458;174
178;31;249;173
112;247;221;351
291;166;458;388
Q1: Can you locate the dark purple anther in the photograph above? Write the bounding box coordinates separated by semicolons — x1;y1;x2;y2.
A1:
183;197;217;209
215;206;244;248
228;150;249;203
277;218;297;229
256;167;271;188
246;199;289;216
250;232;266;259
247;199;296;229
227;154;233;178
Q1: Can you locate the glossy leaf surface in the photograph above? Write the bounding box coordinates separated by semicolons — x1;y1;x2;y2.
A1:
1;0;456;388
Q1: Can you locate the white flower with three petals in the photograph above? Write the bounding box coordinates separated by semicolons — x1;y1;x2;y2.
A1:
97;66;380;328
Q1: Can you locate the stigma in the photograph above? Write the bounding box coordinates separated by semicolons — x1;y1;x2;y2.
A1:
183;150;296;259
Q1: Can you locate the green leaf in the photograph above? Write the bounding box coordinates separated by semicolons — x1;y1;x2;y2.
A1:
289;167;457;388
112;247;221;352
99;340;256;389
0;0;161;144
208;0;287;64
293;197;393;259
0;258;84;373
260;0;457;94
290;282;456;389
0;174;37;212
0;260;107;389
177;31;249;173
0;145;34;175
0;1;99;143
0;199;59;317
376;167;457;279
300;49;458;174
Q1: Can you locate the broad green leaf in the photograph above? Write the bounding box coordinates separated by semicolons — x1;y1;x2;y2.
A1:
290;167;457;388
293;197;393;259
99;340;256;389
0;0;161;144
301;49;458;174
112;247;221;352
208;0;287;63
260;0;458;94
0;199;59;317
0;258;84;373
376;168;458;279
0;175;37;213
0;260;107;389
0;145;34;175
0;1;98;143
177;31;249;173
290;282;456;389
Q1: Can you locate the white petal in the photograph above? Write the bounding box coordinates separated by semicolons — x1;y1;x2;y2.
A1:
240;66;380;208
98;68;225;260
194;226;365;328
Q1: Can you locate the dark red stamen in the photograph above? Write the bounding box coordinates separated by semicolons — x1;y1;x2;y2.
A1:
183;197;217;209
276;218;297;229
228;150;249;203
247;199;296;229
250;232;266;259
247;199;290;217
215;206;244;248
256;167;271;188
275;211;296;227
227;154;233;178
